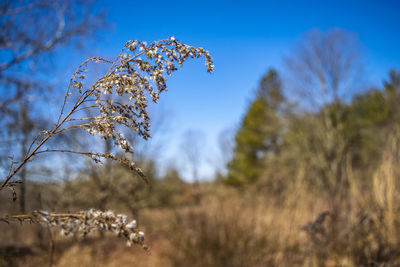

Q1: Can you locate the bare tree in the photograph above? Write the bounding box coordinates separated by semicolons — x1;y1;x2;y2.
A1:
180;129;206;203
0;0;103;73
285;29;365;207
286;29;364;109
214;127;235;178
0;0;104;212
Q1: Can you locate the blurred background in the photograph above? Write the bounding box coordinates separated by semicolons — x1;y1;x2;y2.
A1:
1;0;400;266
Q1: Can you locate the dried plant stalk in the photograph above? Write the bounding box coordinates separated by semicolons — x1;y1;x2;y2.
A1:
0;36;213;191
0;37;213;248
0;209;147;248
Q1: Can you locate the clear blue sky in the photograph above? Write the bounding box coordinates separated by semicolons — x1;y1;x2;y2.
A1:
83;0;400;180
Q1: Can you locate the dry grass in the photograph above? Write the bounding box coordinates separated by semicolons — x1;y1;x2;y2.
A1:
2;130;400;266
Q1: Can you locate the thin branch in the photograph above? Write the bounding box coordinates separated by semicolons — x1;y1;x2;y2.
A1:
72;105;98;113
47;225;55;267
26;130;47;155
65;117;98;123
1;212;85;223
53;124;91;135
56;57;111;125
34;149;96;157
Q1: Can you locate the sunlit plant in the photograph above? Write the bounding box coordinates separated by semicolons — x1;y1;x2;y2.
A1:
0;36;213;248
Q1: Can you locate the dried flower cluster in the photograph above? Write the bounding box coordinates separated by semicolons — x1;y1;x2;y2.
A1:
1;36;213;190
0;37;213;249
0;209;146;248
70;36;213;150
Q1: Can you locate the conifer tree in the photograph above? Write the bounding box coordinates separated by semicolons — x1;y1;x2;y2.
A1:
225;69;284;186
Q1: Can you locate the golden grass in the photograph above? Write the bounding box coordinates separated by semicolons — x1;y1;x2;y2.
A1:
2;130;400;266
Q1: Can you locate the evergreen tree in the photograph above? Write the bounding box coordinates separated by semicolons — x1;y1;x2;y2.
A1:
225;69;284;186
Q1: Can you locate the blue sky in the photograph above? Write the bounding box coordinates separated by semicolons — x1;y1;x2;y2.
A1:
78;0;400;180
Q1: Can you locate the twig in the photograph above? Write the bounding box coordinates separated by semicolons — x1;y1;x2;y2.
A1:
47;226;55;267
